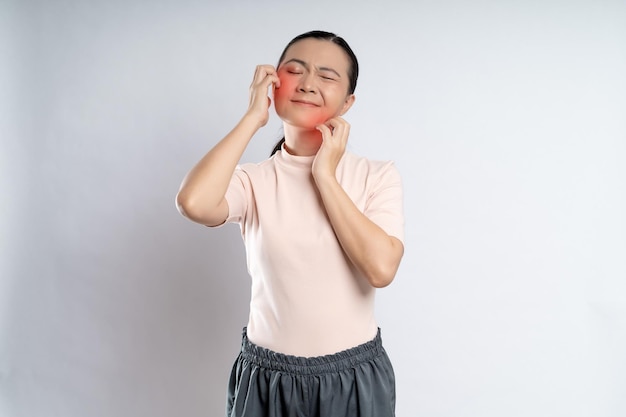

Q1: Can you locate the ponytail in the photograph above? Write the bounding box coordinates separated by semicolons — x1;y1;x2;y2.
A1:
270;137;285;156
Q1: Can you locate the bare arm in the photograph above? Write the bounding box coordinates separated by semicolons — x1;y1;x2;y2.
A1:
176;65;280;226
313;118;404;288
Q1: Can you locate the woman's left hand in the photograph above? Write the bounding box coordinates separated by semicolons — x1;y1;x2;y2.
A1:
312;117;350;182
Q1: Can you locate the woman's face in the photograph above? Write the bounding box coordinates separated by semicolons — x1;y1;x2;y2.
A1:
273;38;355;129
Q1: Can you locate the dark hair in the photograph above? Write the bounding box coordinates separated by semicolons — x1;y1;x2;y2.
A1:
270;30;359;156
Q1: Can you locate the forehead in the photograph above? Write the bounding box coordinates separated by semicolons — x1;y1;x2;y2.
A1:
281;38;351;75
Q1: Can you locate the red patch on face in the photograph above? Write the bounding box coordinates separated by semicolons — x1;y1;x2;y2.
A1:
273;73;332;129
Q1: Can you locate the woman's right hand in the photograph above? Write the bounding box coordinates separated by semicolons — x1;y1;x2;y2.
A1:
246;65;281;128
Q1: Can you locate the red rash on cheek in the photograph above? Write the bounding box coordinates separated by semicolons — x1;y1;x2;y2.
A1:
273;70;340;129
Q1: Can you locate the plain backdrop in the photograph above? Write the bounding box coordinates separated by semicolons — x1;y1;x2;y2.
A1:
1;0;625;416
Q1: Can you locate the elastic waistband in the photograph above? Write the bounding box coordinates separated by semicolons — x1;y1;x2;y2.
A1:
239;328;385;375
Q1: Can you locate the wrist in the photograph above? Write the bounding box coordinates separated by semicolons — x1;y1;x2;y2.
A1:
240;112;265;131
313;170;338;188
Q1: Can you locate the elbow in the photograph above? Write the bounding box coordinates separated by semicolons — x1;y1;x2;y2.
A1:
175;191;193;218
175;191;205;222
175;190;227;226
365;239;404;288
364;258;402;288
369;278;392;289
366;266;398;288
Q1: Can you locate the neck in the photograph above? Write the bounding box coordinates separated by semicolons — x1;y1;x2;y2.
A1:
283;123;323;156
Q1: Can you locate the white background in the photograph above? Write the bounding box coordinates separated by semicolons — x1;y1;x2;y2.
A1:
1;0;625;416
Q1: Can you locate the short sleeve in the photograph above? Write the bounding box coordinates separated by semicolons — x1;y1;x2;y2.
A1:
364;162;405;244
210;166;250;227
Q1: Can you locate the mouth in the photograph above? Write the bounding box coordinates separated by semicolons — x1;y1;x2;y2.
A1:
291;99;320;107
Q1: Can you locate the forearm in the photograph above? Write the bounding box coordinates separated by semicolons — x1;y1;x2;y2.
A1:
177;64;280;225
176;114;260;224
315;175;404;288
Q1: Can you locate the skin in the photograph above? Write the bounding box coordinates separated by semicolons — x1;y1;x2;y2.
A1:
176;38;403;288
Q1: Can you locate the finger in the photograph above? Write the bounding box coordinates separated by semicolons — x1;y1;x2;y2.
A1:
252;65;277;86
256;64;276;76
325;118;350;146
251;66;264;86
326;117;340;127
262;67;280;88
251;74;280;99
326;119;345;137
326;117;350;130
267;74;281;89
259;66;279;88
318;121;343;141
315;123;332;139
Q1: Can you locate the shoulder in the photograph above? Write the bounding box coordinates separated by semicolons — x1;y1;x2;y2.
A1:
340;151;401;181
234;156;277;177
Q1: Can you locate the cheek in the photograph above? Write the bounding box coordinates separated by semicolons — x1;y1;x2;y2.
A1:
273;75;294;102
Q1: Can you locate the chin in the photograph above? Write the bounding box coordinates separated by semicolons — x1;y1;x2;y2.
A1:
276;109;329;130
285;119;323;130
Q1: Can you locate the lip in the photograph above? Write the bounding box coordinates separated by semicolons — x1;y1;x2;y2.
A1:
291;99;320;107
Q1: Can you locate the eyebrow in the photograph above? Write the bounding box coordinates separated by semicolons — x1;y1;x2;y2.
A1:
283;58;342;78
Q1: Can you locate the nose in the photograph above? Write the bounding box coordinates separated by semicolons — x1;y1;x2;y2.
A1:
297;72;317;93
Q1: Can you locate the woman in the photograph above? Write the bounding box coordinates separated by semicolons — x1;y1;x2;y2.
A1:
177;30;404;417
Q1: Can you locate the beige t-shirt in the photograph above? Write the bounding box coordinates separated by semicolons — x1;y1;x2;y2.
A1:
221;145;404;356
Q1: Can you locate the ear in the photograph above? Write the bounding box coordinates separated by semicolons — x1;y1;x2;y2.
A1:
339;94;356;116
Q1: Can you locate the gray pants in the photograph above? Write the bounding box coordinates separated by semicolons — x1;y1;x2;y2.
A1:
226;328;396;417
